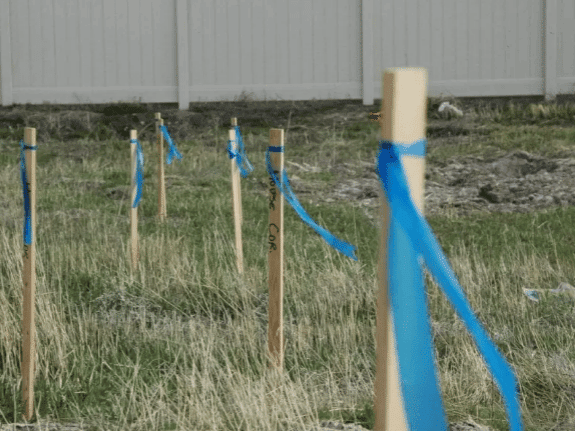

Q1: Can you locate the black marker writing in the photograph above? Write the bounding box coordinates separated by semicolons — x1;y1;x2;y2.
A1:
268;172;278;210
268;223;279;252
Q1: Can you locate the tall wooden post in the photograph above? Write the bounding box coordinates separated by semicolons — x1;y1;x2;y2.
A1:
267;129;284;370
155;113;167;222
230;118;244;275
374;68;428;431
21;127;37;422
130;130;139;272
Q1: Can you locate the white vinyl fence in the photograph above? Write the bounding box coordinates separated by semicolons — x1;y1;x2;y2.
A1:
0;0;574;109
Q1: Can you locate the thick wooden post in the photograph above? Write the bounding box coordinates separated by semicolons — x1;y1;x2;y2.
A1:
374;68;428;431
130;130;139;272
155;113;167;222
267;129;284;370
21;127;37;421
230;118;244;275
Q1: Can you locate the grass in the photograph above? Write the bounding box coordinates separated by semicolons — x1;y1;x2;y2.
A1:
0;97;573;430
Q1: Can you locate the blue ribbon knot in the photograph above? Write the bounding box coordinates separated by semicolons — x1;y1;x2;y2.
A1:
376;139;523;431
159;125;183;165
227;126;254;178
130;139;144;208
19;140;38;245
265;147;358;260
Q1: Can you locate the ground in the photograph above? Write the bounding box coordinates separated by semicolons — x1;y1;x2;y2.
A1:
0;95;573;431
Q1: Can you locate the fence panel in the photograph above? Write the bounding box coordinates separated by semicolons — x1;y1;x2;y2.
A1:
0;0;573;107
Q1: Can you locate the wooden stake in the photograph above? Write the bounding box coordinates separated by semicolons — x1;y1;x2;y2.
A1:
21;127;37;422
267;129;284;370
155;113;167;222
374;68;428;431
230;118;243;275
130;130;139;272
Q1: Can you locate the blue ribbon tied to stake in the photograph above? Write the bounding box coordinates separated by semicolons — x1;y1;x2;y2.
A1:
159;125;183;165
19;140;38;245
227;126;254;178
266;146;358;261
130;138;144;208
376;139;523;431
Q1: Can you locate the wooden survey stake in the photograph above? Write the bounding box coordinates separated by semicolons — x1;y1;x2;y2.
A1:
130;130;139;272
22;127;37;421
155;113;167;222
230;118;244;275
267;129;284;370
374;68;428;431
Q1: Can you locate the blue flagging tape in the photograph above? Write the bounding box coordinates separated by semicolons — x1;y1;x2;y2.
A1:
159;125;183;165
265;147;358;261
268;146;284;153
376;139;523;431
130;139;144;208
227;125;254;178
19;140;38;245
